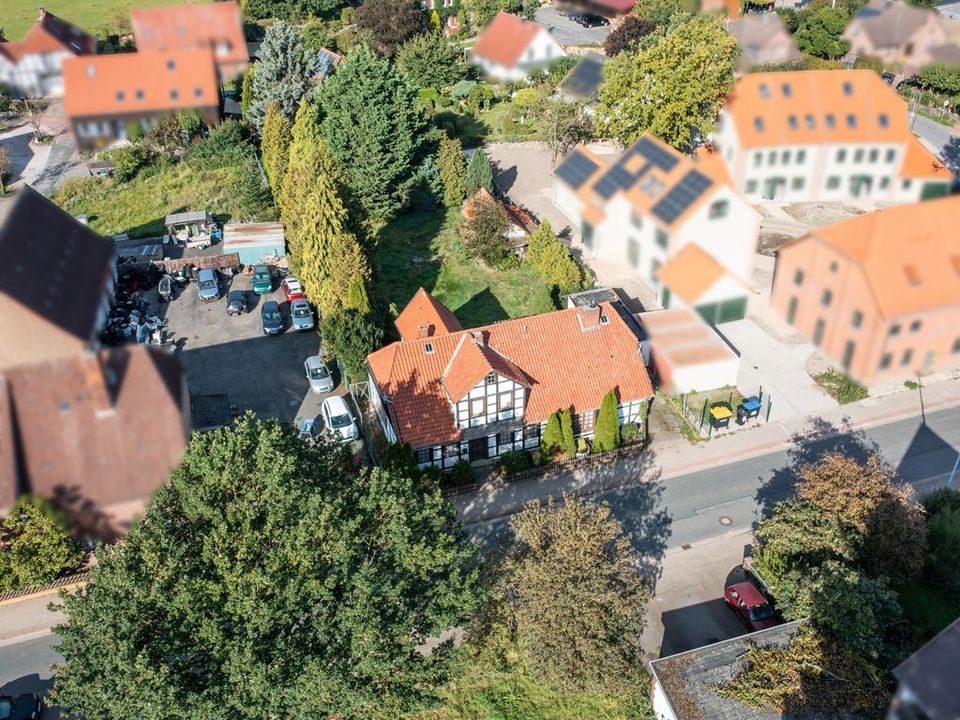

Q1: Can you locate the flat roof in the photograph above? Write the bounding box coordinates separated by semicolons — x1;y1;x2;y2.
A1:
222;221;285;246
166;210;212;225
638;307;738;367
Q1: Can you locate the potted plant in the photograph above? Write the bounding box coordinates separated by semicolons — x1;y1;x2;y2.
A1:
576;436;590;457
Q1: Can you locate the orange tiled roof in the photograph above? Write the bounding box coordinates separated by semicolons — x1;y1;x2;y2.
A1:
472;12;542;69
559;134;733;230
367;292;654;448
131;2;248;68
796;196;960;317
441;332;531;401
656;244;729;305
0;9;95;62
900;135;954;179
724;70;909;148
395;287;464;341
63;49;219;118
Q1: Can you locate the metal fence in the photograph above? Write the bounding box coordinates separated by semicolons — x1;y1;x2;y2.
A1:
679;385;773;438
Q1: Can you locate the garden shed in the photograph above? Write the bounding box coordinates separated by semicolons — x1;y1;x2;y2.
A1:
222;221;286;267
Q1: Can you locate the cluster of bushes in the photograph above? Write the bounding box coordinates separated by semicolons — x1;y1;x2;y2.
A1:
921;488;960;597
0;496;83;593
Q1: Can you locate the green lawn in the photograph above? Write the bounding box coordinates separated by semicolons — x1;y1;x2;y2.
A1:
376;208;556;330
53;158;263;239
4;0;208;39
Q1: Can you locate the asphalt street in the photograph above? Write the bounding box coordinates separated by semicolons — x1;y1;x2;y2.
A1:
0;634;62;718
912;115;960;171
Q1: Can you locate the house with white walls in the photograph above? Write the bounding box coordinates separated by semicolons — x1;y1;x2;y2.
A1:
710;69;954;203
553;133;762;325
469;11;566;82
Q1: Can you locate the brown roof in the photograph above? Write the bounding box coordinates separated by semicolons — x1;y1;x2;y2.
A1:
395;287;464;341
368;292;654;448
63;49;219;118
130;2;248;70
656;244;732;305
848;0;938;48
0;186;114;343
788;196;960;317
0;345;188;537
725;70;909;148
0;8;94;62
472;12;543;69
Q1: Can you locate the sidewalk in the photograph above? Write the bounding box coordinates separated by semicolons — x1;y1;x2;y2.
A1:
455;375;960;526
0;588;72;648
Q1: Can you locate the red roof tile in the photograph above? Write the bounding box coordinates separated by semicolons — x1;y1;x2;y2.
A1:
0;9;95;62
472;12;543;70
131;2;248;71
395;287;464;340
368;293;654;449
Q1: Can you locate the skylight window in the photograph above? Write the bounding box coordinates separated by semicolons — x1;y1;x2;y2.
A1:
116;90;124;101
878;113;889;128
754;117;765;132
825;114;836;128
759;83;770;99
166;59;176;70
136;89;144;100
904;265;921;286
805;114;815;129
170;89;179;100
788;115;798;130
846;114;857;128
424;342;434;354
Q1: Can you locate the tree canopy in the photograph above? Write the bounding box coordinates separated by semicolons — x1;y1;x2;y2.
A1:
604;15;656;56
525;220;585;293
320;308;385;381
0;495;82;593
317;46;429;221
354;0;428;56
396;32;468;89
247;21;313;129
597;13;738;149
794;7;850;59
260;101;293;192
437;135;467;208
465;148;494;195
51;415;479;719
460;194;508;266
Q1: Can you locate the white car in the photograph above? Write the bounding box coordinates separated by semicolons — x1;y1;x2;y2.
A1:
304;355;334;394
321;395;358;443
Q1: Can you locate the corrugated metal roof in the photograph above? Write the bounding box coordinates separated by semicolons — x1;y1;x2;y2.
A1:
222;221;285;246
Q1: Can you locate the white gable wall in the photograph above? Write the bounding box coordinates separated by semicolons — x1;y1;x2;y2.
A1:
453;373;526;429
472;27;566;82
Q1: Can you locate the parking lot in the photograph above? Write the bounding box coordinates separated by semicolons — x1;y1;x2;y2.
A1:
535;6;613;46
148;268;348;432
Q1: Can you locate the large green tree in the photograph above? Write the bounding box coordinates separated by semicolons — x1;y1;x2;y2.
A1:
51;415;479;719
460;194;508;265
260;101;293;193
794;7;850;59
0;496;82;593
597;13;737;149
396;32;468;89
593;390;621;453
492;496;651;693
317;47;429;220
321;308;385;381
437;136;467;208
248;21;313;129
465;148;494;195
354;0;428;56
632;0;684;26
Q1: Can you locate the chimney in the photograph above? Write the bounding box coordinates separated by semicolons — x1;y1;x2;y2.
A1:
472;330;485;346
37;6;46;22
578;304;601;332
79;353;115;417
417;323;430;338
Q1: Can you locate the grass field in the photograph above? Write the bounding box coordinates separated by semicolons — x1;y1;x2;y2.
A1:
376;208;556;330
3;0;208;40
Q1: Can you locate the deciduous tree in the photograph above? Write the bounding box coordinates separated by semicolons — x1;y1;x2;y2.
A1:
260;101;293;192
632;0;683;25
52;415;478;719
0;496;82;593
354;0;428;56
460;194;508;265
248;21;312;129
597;13;737;149
493;496;652;693
396;32;468;89
593;390;620;452
794;7;850;59
465;147;494;195
321;309;385;381
318;47;429;220
604;15;656;56
437;136;467;207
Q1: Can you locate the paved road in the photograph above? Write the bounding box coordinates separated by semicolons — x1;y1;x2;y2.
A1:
535;6;611;46
465;405;960;554
912;115;959;171
30;135;78;197
0;634;62;718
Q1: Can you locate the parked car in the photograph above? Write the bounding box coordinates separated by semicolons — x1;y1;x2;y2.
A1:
0;693;43;720
897;76;921;90
881;70;896;85
305;355;335;394
197;268;220;302
261;300;284;335
226;289;246;316
724;581;779;632
252;265;272;295
321;395;358;442
569;11;608;26
282;276;306;302
290;298;314;331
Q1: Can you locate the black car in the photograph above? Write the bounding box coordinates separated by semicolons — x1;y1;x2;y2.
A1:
570;11;608;26
0;694;43;720
261;300;283;335
226;289;246;316
881;71;895;85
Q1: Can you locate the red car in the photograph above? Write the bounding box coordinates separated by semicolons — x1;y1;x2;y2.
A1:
281;276;305;302
724;581;779;632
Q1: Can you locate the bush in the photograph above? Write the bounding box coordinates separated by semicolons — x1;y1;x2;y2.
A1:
559;408;576;457
320;309;385;382
451;79;478;100
0;495;83;593
922;488;960;592
593;390;620;453
620;422;640;444
815;370;868;404
576;436;590;455
493;450;533;477
107;142;152;182
384;442;420;480
449;458;475;486
419;464;444;492
187;119;250;170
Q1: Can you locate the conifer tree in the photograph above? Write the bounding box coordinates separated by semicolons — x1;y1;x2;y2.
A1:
593;390;621;452
541;412;563;456
260;101;292;193
430;9;442;33
465;147;494;195
560;408;576;457
278;100;325;266
248;21;312;129
525;220;585;292
437;136;467;208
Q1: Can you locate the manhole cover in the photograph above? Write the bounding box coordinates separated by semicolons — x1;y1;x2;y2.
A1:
719;516;733;526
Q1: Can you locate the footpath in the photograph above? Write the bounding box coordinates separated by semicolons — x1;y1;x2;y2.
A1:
0;585;75;648
455;375;960;526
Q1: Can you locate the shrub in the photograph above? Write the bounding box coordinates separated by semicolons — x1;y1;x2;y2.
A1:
576;437;590;455
320;309;385;382
494;450;533;477
125;121;144;140
383;442;420;480
0;495;83;593
620;422;640;444
593;390;621;452
541;412;563;455
107;142;152;182
559;409;576;457
419;464;444;491
187;119;250;170
815;370;868;404
449;458;475;486
451;79;478;99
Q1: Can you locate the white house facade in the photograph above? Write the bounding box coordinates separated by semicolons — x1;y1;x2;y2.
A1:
0;9;95;98
469;11;566;82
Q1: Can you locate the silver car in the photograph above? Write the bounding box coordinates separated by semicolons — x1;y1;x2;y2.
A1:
196;268;219;302
304;356;334;394
290;298;314;331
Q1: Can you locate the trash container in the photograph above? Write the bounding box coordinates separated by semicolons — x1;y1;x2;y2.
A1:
737;405;748;425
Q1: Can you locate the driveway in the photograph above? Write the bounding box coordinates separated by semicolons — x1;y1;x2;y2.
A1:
0;126;38;188
535;6;612;46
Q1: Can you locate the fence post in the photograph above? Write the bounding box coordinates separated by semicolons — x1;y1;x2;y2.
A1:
759;385;763;403
766;397;773;423
699;400;708;429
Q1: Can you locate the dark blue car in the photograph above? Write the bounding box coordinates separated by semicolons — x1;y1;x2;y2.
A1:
261;300;283;335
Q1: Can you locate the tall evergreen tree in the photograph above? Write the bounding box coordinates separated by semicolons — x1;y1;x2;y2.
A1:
593;390;621;452
248;21;312;129
437;136;467;208
260;101;293;193
278;100;325;267
465;148;494;195
525;220;584;292
317;46;428;221
559;408;576;457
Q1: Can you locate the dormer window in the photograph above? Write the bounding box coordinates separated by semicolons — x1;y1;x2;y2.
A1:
424;342;434;354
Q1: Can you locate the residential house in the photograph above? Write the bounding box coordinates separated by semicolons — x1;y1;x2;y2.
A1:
843;0;952;76
710;69;955;203
469;12;566;82
130;1;248;81
553;134;761;324
770;196;960;386
0;7;95;98
649;621;803;720
462;187;538;256
0;186;115;370
0;344;189;539
366;288;654;468
889;618;960;720
63;49;220;149
728;13;802;72
701;0;742;17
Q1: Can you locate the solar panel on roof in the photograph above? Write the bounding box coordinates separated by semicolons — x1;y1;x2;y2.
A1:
555;151;599;190
634;137;678;172
562;54;606;100
594;163;635;199
650;170;713;225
